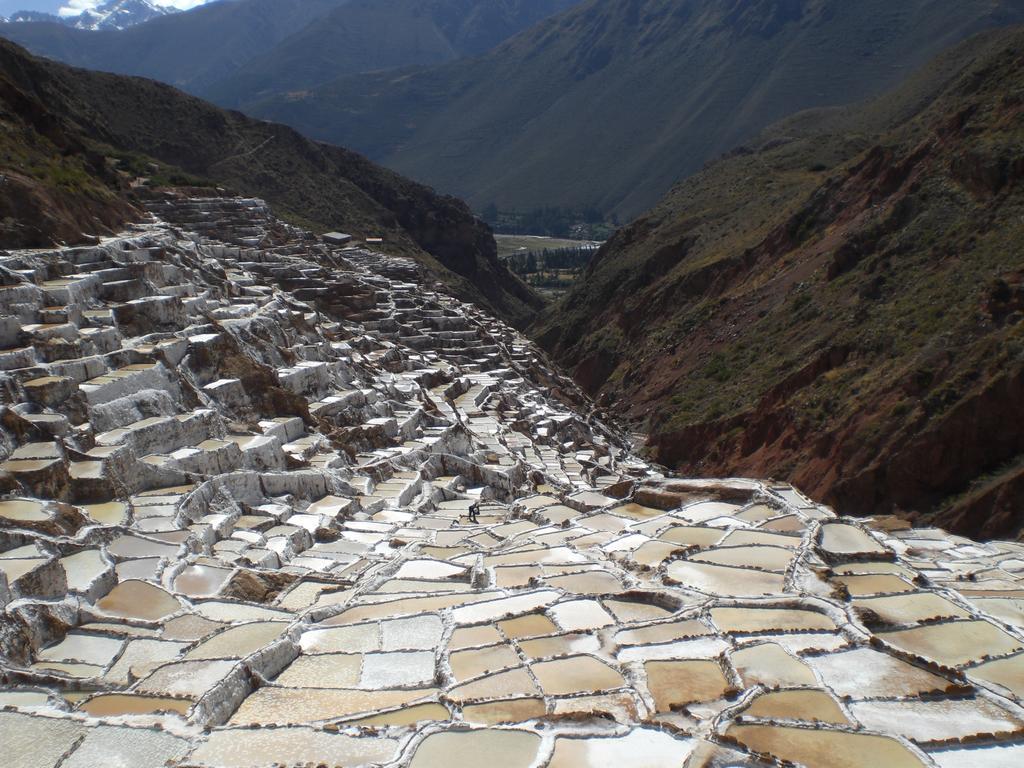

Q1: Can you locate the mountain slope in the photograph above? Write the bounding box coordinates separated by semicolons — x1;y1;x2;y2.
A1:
0;0;347;93
245;0;1024;219
0;38;541;327
207;0;580;107
532;26;1024;538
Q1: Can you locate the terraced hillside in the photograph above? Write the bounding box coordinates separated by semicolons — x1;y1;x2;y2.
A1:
534;27;1024;539
0;38;541;328
0;197;1023;766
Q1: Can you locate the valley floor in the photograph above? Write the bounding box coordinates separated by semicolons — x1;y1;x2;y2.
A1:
0;198;1022;767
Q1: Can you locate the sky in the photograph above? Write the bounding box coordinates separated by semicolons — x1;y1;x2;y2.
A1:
0;0;212;16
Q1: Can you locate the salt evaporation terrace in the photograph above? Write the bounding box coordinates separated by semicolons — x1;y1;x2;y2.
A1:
0;196;1023;768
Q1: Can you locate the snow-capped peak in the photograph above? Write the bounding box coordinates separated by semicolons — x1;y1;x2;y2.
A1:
8;1;181;31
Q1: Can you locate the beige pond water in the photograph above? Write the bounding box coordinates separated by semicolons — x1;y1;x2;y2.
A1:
0;499;47;522
659;526;726;548
231;686;437;724
832;561;917;578
451;625;503;650
80;693;192;717
732;643;816;687
548;599;616;632
347;702;449;726
645;660;730;711
135;658;236;699
395;559;469;580
1;557;47;583
106;534;179;560
161;614;225;642
485;547;584;567
833;573;914;596
450;644;521;682
569;490;615;509
616;619;711;646
115;557;162;582
966;597;1024;628
721;529;800;548
850;696;1023;743
745;689;850;724
609;502;665;520
81;501;128;525
31;661;104;677
518;632;600;660
735;504;779;523
375;578;473;595
692;545;795;572
327;592;500;625
852;592;969;624
548;729;695;768
710;607;836;633
969;653;1024;698
499;614;558;639
761;514;807;534
449;667;539;703
531;655;625;696
546;570;624;595
301;623;380;654
666;561;785;597
173;564;233;597
579;514;631;532
0;544;38;560
104;637;187;683
189;726;399;768
409;729;541;768
276;653;362;688
727;724;927;768
1;458;61;472
37;632;123;667
185;621;286;660
520;495;560;509
95;580;181;621
629;541;682;567
605;599;673;623
462;697;546;725
419;545;473;560
879;620;1024;667
819;524;890;557
0;690;51;710
452;591;560;625
806;647;954;698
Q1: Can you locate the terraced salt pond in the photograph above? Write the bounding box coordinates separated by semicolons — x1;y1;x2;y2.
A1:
1;197;1023;767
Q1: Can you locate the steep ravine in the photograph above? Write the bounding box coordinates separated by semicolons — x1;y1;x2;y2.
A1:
533;27;1024;539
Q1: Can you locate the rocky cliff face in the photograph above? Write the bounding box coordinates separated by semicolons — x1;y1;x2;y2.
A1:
534;27;1024;539
0;38;541;328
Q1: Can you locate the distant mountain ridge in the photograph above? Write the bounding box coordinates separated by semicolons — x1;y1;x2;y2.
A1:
7;0;177;30
0;0;581;100
239;0;1024;219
